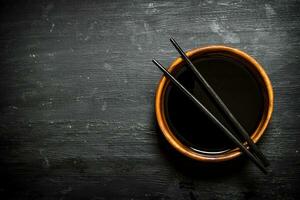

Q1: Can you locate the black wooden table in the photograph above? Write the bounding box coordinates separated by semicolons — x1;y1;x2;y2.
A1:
1;0;300;199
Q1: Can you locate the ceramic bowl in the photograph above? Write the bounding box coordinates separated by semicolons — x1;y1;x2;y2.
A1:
155;46;273;162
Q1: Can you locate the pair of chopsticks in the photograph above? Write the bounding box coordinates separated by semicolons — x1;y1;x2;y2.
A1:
152;38;269;174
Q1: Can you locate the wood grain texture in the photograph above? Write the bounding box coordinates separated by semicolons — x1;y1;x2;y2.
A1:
0;0;299;199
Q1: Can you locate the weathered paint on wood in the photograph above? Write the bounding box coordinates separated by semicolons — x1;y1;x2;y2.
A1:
0;0;299;199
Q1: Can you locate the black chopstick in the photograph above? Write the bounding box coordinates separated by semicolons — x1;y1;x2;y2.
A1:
152;59;267;174
170;37;269;167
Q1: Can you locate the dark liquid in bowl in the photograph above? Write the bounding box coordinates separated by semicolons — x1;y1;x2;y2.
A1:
164;53;265;154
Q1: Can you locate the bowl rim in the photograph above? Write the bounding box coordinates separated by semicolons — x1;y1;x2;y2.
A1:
155;45;274;162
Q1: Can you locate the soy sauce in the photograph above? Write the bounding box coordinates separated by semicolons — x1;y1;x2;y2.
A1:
164;53;264;154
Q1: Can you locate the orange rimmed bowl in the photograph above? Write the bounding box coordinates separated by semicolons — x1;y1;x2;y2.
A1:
155;46;273;162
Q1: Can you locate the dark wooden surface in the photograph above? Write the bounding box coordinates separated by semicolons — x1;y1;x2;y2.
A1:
0;0;300;199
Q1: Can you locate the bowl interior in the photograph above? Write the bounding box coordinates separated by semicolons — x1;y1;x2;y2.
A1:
156;46;273;162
